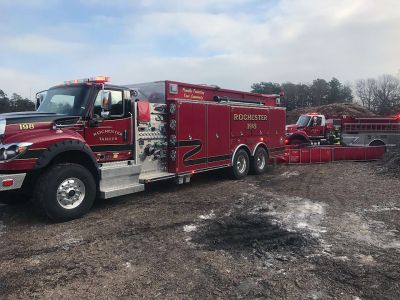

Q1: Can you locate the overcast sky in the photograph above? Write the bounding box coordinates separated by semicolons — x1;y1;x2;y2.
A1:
0;0;399;98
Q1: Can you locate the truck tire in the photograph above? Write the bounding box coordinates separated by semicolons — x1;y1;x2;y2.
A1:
34;163;96;222
252;147;268;175
230;149;250;179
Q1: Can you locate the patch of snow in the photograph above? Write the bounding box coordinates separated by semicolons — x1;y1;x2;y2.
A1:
265;195;328;238
364;204;400;213
198;210;216;220
183;224;197;233
340;212;400;249
281;171;300;178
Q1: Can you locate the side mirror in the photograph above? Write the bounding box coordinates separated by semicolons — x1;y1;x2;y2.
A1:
35;91;46;110
101;91;112;111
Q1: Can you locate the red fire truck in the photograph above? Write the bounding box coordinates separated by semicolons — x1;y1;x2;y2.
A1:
0;76;286;221
286;112;400;147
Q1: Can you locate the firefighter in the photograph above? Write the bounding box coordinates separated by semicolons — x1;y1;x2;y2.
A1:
311;116;318;126
330;129;341;145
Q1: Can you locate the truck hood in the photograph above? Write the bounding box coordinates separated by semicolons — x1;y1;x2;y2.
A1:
0;111;80;125
285;124;304;133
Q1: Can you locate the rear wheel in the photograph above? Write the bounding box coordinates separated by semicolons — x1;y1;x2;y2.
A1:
34;163;96;222
230;149;250;179
252;147;269;175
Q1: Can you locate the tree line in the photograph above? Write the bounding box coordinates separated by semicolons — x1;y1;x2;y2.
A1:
355;74;400;115
0;89;35;113
251;77;353;111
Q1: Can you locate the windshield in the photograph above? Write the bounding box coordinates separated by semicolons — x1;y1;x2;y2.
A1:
296;115;311;126
37;85;90;116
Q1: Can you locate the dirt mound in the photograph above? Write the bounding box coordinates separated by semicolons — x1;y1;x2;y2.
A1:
286;103;374;124
376;149;400;176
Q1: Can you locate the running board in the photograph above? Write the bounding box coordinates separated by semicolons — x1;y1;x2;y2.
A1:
100;183;144;199
139;171;176;183
99;161;145;199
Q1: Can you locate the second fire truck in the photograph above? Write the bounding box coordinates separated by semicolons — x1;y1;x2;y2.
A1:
286;112;400;147
0;77;286;221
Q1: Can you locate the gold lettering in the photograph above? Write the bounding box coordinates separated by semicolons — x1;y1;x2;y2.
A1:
19;123;35;130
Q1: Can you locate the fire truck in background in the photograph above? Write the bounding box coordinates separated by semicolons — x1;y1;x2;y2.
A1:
0;76;286;221
286;112;400;147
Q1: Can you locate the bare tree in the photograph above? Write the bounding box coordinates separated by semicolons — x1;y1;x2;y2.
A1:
373;74;400;114
355;78;376;111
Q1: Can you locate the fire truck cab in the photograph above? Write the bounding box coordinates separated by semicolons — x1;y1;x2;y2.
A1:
0;77;286;221
286;113;332;145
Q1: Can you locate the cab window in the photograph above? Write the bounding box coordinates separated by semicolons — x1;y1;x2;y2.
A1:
94;90;124;117
309;116;322;126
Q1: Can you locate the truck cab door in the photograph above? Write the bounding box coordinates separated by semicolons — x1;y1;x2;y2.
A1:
306;115;325;138
85;89;133;163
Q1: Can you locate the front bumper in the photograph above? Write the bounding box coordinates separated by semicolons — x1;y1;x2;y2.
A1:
0;173;26;192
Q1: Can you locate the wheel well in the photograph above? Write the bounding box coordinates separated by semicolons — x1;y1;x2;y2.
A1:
253;143;269;158
289;135;308;143
50;150;99;180
232;145;251;164
369;140;385;146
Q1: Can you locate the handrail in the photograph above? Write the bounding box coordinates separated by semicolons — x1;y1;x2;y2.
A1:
343;122;400;133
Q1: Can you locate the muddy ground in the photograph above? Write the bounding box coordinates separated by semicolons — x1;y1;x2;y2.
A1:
0;162;399;299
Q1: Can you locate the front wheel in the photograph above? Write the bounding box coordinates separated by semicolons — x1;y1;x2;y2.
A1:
34;163;96;222
252;147;269;175
230;149;250;179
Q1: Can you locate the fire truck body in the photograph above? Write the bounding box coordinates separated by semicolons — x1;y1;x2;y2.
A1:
340;116;400;147
286;113;400;147
0;77;285;221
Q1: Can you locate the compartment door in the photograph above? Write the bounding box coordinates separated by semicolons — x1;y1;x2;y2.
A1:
207;104;231;168
176;102;206;173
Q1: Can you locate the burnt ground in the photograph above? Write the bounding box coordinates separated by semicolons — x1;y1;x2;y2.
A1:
0;162;400;299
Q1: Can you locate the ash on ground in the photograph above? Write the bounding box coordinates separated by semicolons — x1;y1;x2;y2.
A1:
190;209;316;260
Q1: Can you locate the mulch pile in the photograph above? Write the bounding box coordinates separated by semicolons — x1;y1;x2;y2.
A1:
376;149;400;176
286;103;374;124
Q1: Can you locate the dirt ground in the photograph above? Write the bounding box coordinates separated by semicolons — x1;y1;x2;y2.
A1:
0;162;399;299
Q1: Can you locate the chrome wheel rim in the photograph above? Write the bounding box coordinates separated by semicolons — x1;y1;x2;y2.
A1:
256;152;266;170
56;178;86;209
237;155;247;174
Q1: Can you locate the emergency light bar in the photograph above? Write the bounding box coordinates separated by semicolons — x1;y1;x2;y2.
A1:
64;76;111;85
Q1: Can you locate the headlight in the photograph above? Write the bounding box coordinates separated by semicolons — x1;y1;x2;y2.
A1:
0;142;32;162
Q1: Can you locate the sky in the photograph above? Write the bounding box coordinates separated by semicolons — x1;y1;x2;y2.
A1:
0;0;400;98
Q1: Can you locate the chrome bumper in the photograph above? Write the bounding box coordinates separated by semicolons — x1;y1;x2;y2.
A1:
0;173;26;192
